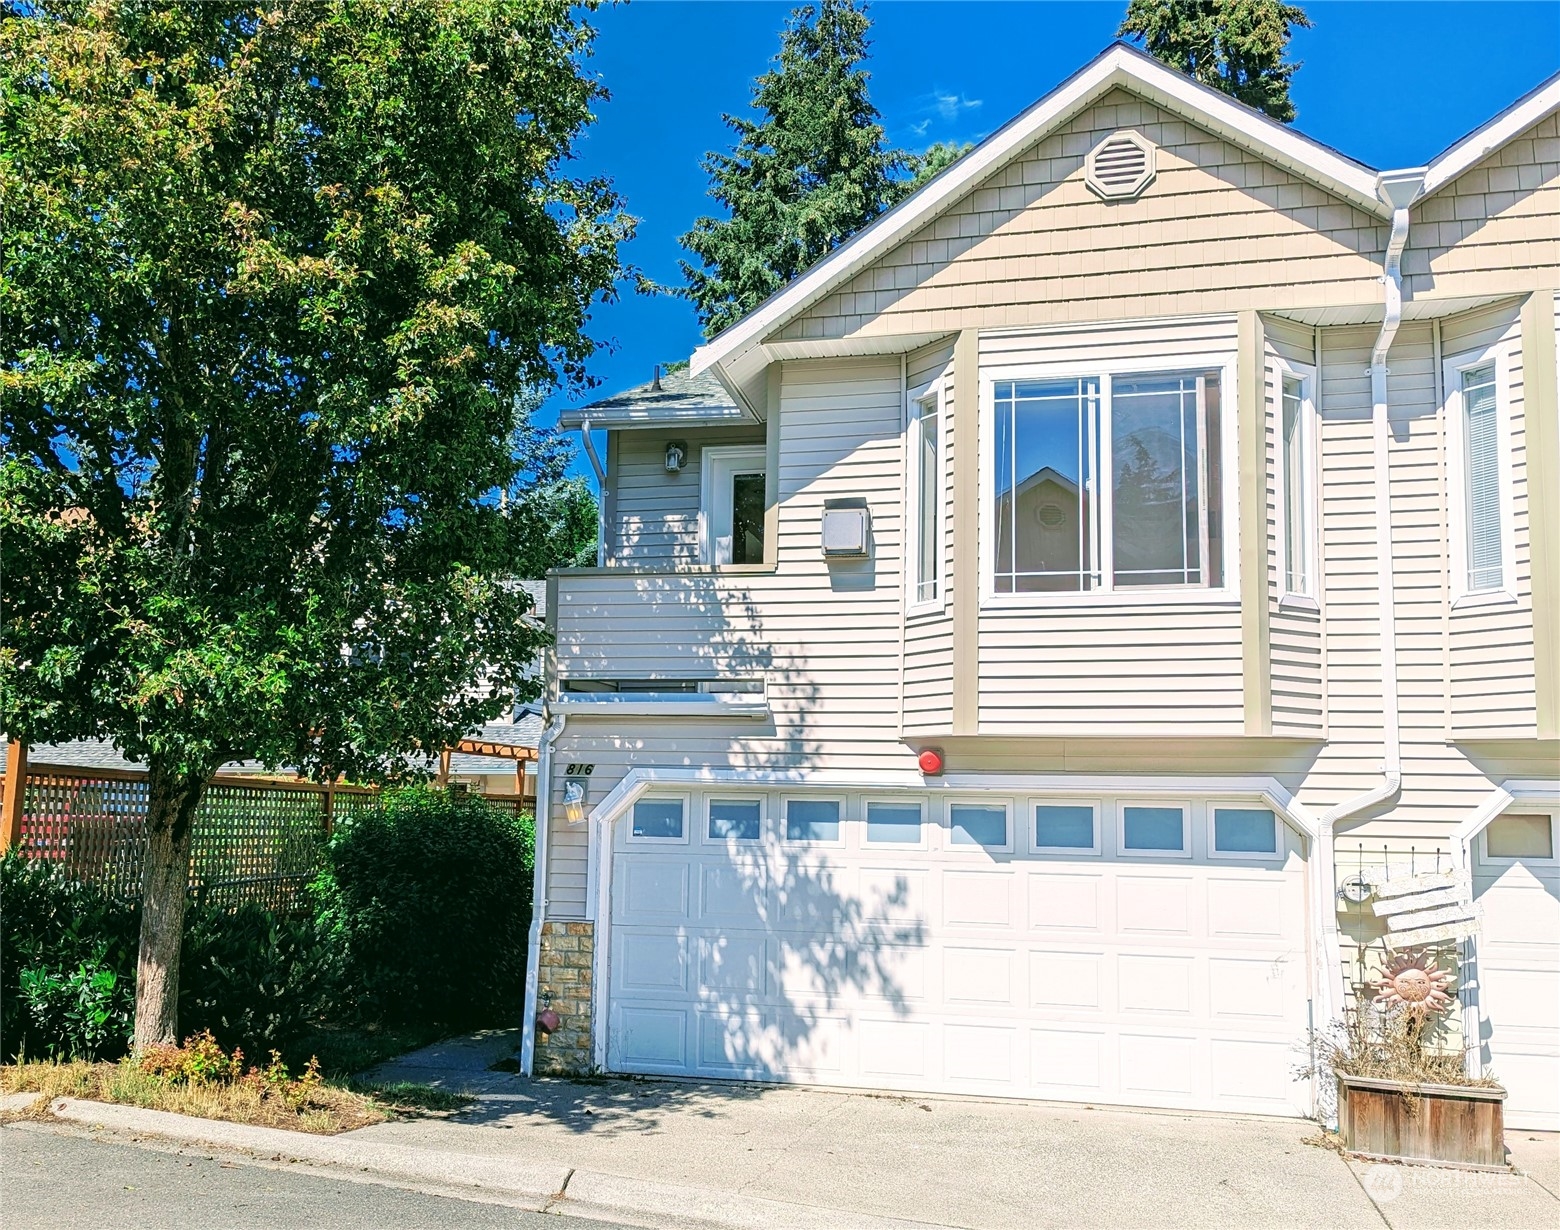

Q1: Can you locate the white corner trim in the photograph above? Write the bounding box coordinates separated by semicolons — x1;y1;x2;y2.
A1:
689;43;1387;380
1422;72;1560;198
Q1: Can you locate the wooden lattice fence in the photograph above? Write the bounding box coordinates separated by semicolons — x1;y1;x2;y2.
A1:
6;764;529;914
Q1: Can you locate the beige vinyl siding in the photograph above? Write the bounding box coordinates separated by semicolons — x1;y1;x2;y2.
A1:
1406;113;1560;302
903;339;956;734
609;425;765;565
1262;315;1325;736
547;358;914;914
1441;303;1538;737
775;89;1387;344
974;315;1245;735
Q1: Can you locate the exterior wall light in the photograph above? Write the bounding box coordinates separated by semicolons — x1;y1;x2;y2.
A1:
561;776;588;824
665;441;687;473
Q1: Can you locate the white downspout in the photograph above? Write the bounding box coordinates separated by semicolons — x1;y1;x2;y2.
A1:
519;711;567;1075
1306;169;1425;1124
579;417;608;568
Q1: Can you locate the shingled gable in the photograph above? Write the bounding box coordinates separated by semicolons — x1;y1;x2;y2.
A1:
690;40;1560;400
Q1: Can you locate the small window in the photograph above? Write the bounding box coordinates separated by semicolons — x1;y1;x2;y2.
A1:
1280;372;1314;596
866;801;923;844
1122;805;1186;853
949;803;1007;848
702;446;767;565
1213;807;1278;855
1485;814;1554;860
909;393;941;605
632;798;685;840
1460;363;1502;592
786;799;840;842
708;799;761;841
1035;804;1096;850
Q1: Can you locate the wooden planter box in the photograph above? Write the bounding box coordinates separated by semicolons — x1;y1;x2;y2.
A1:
1338;1074;1508;1170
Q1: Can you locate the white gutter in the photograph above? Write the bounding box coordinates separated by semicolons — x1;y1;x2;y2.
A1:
579;417;608;568
519;711;566;1076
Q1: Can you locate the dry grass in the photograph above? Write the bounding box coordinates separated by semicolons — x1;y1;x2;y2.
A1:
0;1059;469;1134
1309;1004;1501;1090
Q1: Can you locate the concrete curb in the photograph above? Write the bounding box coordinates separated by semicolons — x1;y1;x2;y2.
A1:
44;1098;938;1229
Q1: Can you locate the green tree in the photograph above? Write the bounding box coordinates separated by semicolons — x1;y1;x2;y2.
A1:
680;0;907;338
0;0;633;1047
907;140;974;191
1119;0;1312;123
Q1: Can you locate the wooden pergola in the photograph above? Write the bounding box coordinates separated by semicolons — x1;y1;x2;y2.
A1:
438;735;538;795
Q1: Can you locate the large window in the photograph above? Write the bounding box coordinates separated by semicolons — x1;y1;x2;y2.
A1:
908;392;941;605
1459;362;1503;593
1280;371;1315;597
992;369;1224;594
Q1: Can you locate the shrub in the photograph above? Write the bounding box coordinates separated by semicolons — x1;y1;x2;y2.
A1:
180;901;341;1056
1;854;138;1060
314;786;534;1029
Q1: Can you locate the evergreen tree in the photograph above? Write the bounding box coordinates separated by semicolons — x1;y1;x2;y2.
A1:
1120;0;1312;123
680;0;906;337
907;141;975;191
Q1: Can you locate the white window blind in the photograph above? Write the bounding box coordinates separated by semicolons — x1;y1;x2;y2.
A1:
910;395;940;604
1281;375;1310;595
1462;363;1502;591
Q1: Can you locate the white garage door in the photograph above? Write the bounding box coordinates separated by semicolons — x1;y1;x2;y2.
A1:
1472;811;1560;1131
604;791;1313;1116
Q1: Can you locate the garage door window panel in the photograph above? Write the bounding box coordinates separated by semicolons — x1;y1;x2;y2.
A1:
948;802;1012;851
867;800;926;847
1032;801;1101;854
1210;807;1280;859
631;797;689;843
785;798;843;844
1483;814;1556;862
707;798;763;843
1119;803;1189;857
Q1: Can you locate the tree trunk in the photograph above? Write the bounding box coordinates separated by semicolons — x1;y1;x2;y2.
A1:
133;758;209;1050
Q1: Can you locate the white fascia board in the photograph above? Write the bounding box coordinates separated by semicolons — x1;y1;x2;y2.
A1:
551;696;770;718
1422;72;1560;198
556;405;751;431
584;765;1319;839
690;42;1385;380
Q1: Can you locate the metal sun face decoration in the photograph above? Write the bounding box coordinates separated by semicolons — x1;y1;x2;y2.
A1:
1372;950;1457;1016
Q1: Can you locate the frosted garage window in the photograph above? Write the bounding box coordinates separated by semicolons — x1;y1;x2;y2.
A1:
1213;807;1278;854
950;803;1007;847
1123;805;1185;852
632;799;685;840
1035;804;1095;849
867;802;922;844
786;799;841;842
708;799;761;841
1486;814;1554;860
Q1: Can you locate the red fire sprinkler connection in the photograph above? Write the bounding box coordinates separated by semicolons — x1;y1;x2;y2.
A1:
917;748;945;776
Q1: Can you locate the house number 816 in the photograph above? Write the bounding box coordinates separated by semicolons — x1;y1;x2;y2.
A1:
565;763;595;776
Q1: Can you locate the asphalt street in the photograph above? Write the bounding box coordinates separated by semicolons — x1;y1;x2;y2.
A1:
0;1125;627;1230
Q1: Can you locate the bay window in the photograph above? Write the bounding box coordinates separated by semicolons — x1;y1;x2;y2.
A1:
992;367;1225;594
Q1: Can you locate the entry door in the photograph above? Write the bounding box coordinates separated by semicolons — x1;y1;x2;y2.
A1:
1472;811;1560;1130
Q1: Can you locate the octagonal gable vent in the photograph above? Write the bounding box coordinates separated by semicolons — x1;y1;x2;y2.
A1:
1085;130;1156;201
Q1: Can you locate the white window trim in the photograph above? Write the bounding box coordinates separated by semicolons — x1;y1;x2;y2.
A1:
945;797;1015;853
781;795;846;847
1274;360;1318;602
1116;800;1191;858
1444;344;1515;605
864;796;930;850
905;379;945;615
1029;797;1103;856
1207;803;1284;861
1480;812;1558;866
703;795;765;845
699;445;768;566
626;793;692;845
978;352;1241;607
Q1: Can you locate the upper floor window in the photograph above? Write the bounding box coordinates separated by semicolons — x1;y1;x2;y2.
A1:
701;446;766;565
991;368;1225;594
908;389;941;606
1445;348;1509;599
1279;368;1316;598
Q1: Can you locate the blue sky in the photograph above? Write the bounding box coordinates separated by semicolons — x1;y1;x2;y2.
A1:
546;0;1560;472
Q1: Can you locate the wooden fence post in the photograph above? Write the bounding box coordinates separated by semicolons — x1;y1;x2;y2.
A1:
323;779;335;839
2;740;28;852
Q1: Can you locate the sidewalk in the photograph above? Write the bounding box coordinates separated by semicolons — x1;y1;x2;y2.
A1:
352;1030;1559;1229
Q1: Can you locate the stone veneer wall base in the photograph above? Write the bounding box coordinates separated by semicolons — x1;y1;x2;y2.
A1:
533;920;595;1076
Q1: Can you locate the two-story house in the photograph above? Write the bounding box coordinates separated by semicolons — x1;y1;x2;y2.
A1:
522;44;1560;1130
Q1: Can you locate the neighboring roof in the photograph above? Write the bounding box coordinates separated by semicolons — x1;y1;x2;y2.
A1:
1;738;142;773
447;713;544;774
1422;68;1560;198
558;366;746;431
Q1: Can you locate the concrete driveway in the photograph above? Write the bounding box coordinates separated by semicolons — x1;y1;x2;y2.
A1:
360;1031;1560;1229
